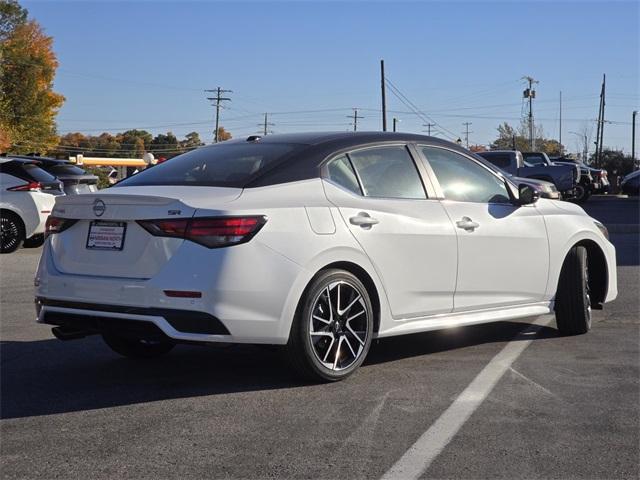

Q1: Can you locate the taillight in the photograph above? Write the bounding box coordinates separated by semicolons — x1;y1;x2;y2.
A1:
8;181;42;192
137;216;266;248
45;216;78;236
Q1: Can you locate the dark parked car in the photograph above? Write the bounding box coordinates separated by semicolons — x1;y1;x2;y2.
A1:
551;156;610;197
10;155;99;195
476;150;578;199
620;170;640;196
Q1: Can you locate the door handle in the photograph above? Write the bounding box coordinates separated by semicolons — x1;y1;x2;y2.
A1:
349;212;379;228
456;216;479;231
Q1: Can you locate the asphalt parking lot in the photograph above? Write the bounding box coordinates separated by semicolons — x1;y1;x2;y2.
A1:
1;196;638;479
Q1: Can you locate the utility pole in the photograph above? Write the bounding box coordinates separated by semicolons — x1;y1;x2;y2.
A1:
559;91;563;154
423;123;436;136
522;76;538;150
633;110;637;165
258;113;274;135
594;74;606;167
393;117;399;132
462;122;473;148
205;87;232;143
347;108;364;132
598;73;607;166
381;60;387;132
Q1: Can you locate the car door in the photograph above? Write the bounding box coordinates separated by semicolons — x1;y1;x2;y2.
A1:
418;145;549;312
322;145;457;319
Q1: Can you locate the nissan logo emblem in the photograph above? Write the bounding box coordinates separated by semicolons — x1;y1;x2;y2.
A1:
93;199;106;217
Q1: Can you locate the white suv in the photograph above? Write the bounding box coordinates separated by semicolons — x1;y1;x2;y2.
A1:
1;158;64;253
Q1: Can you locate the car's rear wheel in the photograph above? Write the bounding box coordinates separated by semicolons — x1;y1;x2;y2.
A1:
23;234;45;248
555;246;591;335
0;211;24;254
102;333;175;358
286;269;373;382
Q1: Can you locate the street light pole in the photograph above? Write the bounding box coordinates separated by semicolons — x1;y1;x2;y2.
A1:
633;110;637;166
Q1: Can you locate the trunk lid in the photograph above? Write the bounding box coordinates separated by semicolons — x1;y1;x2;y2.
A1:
49;186;242;279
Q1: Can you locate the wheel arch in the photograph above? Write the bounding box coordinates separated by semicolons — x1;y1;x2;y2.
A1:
559;239;608;309
293;261;382;335
0;207;26;233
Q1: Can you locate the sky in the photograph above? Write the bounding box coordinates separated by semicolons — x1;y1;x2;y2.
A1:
23;0;640;155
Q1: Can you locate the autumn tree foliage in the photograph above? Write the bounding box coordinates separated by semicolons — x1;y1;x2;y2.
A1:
490;121;564;155
0;1;64;152
49;130;204;159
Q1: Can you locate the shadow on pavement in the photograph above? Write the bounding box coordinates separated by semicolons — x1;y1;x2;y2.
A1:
0;320;557;420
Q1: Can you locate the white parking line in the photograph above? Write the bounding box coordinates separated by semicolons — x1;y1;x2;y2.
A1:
381;316;553;480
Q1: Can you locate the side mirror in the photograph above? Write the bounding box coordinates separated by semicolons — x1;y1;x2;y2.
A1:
518;183;539;205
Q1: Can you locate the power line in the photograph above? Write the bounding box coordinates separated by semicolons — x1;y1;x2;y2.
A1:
205;87;232;143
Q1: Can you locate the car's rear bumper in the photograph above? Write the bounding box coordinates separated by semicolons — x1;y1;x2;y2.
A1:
35;239;305;344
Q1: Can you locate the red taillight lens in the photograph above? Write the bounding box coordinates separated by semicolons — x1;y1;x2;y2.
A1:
45;216;77;236
8;181;42;192
137;216;266;248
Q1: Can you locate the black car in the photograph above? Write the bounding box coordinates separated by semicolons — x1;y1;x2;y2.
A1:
10;155;99;195
620;170;640;196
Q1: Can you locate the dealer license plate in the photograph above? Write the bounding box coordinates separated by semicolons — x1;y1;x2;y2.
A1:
86;221;126;251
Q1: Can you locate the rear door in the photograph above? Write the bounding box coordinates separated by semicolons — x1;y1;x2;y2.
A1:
323;145;457;319
418;146;549;311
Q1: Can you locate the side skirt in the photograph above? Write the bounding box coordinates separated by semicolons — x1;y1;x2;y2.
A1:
375;302;553;338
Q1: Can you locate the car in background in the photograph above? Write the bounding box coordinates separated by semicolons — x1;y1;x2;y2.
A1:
35;132;617;381
0;158;64;253
476;150;578;199
511;176;561;199
9;155;99;195
551;156;610;197
620;170;640;196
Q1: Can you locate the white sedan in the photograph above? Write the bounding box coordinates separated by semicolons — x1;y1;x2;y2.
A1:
35;132;617;381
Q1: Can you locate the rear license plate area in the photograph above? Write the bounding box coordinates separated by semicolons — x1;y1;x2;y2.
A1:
86;221;126;251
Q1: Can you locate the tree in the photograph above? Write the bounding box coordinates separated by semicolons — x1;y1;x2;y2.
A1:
116;129;152;158
181;131;203;149
592;149;635;178
0;0;27;41
0;5;64;153
490;121;565;155
217;127;232;142
149;131;179;158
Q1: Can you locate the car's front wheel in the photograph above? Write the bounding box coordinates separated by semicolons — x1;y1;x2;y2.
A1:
0;211;24;254
286;269;374;382
555;245;591;335
102;333;175;358
572;184;591;203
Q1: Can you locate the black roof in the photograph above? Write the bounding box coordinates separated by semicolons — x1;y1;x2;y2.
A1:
240;131;465;187
7;155;71;167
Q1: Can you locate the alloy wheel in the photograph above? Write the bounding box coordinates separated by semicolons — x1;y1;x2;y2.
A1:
0;216;20;251
308;280;369;371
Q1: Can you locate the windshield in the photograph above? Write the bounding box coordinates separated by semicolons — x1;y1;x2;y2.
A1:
116;143;301;188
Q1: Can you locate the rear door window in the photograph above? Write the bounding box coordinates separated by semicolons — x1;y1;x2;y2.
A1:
348;146;426;199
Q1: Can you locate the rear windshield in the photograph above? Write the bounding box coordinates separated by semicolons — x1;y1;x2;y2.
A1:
116;143;300;188
21;164;58;183
48;164;87;176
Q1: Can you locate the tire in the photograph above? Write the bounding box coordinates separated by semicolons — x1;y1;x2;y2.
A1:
572;184;591;204
0;211;25;254
23;234;45;248
555;246;591;335
102;333;175;358
286;269;374;382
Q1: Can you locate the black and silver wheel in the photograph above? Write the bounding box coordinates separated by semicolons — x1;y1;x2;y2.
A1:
286;269;373;382
102;333;175;358
0;211;24;254
555;245;591;335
